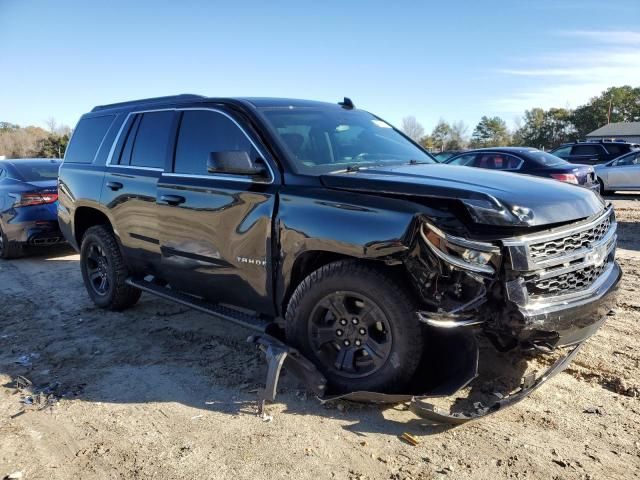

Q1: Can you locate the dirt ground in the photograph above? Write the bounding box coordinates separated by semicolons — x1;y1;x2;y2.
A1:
1;196;639;480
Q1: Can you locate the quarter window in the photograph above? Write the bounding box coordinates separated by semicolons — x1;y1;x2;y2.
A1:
174;110;257;175
129;111;174;169
64;115;115;163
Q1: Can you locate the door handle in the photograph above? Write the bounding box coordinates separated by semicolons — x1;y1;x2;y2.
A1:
160;194;186;206
106;181;123;191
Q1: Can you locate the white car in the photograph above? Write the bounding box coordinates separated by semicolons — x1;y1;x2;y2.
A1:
594;150;640;194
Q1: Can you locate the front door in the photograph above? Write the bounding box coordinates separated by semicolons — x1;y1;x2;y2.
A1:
157;108;279;315
607;152;640;189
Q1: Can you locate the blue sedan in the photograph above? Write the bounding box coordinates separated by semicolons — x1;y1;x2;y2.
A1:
444;147;600;193
0;158;63;259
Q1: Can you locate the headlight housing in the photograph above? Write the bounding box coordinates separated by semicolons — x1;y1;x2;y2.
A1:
462;197;534;226
420;222;501;275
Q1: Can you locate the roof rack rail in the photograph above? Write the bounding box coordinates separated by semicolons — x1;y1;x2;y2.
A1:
91;94;206;112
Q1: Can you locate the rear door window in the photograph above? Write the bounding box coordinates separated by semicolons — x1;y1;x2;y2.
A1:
65;115;115;163
475;153;522;170
173;110;257;175
129;111;174;169
571;145;602;156
447;153;477;166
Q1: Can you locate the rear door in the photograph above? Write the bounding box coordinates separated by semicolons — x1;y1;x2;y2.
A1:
606;152;640;189
101;110;177;273
157;108;280;315
568;144;606;165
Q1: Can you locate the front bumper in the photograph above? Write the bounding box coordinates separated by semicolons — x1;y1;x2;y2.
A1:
510;259;621;347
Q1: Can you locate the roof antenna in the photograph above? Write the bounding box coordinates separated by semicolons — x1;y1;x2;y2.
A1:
338;97;354;109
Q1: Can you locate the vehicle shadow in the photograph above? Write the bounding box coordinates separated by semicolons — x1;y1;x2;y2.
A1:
0;252;531;439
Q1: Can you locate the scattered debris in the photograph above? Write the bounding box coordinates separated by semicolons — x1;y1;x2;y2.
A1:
583;407;605;415
400;432;420;446
260;412;273;422
190;414;203;420
4;472;24;480
15;353;40;368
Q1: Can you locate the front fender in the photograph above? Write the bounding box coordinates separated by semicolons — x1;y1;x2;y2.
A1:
275;186;453;312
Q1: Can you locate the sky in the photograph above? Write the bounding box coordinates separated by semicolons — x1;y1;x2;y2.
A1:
1;0;639;133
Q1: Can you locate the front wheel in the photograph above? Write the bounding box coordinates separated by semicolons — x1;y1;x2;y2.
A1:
599;179;614;196
80;225;141;310
285;261;425;393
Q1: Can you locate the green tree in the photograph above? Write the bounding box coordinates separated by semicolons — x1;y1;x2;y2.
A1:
470;116;510;147
431;120;451;151
514;107;575;149
571;86;640;138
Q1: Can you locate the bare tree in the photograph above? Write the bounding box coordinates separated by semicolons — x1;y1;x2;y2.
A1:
401;116;425;142
45;117;57;134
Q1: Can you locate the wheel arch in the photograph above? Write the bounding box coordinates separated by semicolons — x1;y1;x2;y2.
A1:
74;206;113;246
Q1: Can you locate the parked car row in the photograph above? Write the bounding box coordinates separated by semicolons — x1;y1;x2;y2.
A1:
0;158;63;259
443;147;599;192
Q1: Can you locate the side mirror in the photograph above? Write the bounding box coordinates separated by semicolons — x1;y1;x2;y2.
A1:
207;151;267;177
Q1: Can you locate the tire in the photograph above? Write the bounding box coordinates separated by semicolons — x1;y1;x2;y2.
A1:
0;225;23;260
80;225;141;310
598;179;613;196
285;260;425;393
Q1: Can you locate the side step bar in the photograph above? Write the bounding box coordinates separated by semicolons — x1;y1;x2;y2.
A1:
126;278;274;333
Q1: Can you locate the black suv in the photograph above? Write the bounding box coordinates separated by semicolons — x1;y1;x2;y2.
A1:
58;94;620;400
550;141;639;165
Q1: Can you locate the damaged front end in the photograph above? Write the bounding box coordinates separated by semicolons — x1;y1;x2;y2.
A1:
394;203;621;421
250;205;621;423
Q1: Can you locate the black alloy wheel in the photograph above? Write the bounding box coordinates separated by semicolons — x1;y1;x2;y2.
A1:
84;242;111;296
309;291;393;379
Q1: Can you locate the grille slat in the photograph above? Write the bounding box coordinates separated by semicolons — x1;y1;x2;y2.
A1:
527;260;609;298
529;214;611;261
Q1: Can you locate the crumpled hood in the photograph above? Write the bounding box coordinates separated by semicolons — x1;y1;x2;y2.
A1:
321;164;605;227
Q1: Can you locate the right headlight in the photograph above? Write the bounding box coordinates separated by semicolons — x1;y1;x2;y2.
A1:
420;222;501;275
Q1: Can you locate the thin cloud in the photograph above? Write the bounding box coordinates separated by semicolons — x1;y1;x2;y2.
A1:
493;30;640;114
561;30;640;45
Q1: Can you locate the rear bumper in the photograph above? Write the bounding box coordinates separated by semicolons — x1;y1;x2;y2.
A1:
3;220;64;246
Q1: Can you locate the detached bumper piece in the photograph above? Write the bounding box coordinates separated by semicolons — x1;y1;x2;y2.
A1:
409;340;585;424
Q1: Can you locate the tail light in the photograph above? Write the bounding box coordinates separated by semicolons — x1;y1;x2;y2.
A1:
550;173;579;184
13;192;59;207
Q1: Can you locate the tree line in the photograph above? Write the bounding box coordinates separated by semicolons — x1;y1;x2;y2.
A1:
0;118;71;159
402;85;640;151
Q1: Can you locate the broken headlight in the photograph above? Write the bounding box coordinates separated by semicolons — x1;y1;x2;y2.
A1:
462;197;534;226
420;222;501;275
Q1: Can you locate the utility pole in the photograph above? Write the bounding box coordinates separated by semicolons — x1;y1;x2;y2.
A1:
607;97;613;124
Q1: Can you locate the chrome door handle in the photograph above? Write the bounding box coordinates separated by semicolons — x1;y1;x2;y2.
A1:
160;194;186;206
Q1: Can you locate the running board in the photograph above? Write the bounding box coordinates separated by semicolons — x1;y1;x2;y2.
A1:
126;278;274;333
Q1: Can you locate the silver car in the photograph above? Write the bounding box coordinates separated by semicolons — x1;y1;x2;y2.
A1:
594;150;640;194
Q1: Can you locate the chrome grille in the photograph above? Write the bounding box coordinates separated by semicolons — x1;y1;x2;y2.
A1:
527;260;610;298
529;213;611;261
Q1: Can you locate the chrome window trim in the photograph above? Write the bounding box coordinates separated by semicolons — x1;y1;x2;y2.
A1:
105;107;275;184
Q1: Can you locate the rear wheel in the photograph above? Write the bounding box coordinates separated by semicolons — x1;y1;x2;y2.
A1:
80;225;141;310
285;261;425;393
0;225;23;260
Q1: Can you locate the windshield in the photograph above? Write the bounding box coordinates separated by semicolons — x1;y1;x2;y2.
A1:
12;161;60;182
526;151;568;167
260;107;435;174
